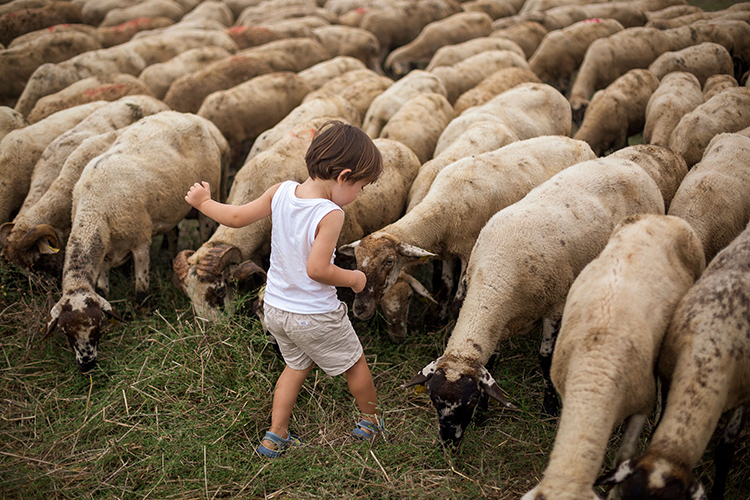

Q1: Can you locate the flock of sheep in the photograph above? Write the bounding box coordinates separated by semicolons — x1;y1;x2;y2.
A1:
1;0;750;498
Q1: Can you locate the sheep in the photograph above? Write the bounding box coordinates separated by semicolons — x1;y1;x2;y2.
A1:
26;74;155;124
521;214;705;500
568;22;736;120
297;55;367;90
0;96;171;272
312;25;381;72
643;71;703;148
0;30;102;105
339;136;596;343
703;73;738;101
434;82;571;158
598;219;750;500
197;72;313;160
246;94;361;161
138;46;233;99
0;1;82;47
401;152;668;445
668;87;750;168
384;11;494;77
0;0;53;16
80;0;143;25
163;38;329;113
234;1;336;27
44;111;228;372
0;101;108;225
528;18;625;95
116;28;239;66
668;133;750;264
174;125;421;322
223;25;290;50
361;69;446;139
493;2;647;32
647;42;734;86
644;4;703;22
453;66;540;115
460;0;522;20
646;6;750;30
99;0;185;27
425;36;525;71
430;49;529;104
0;107;27;143
301;68;393;122
378;92;454;164
94;17;177;48
573;69;660;156
180;0;234;26
489;21;547;59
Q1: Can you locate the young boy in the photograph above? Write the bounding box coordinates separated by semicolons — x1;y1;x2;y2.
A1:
185;121;385;458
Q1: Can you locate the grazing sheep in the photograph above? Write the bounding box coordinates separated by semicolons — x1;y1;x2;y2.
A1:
0;0;53;16
528;18;625;95
44;111;228;372
297;55;367;90
644;71;703;148
339;136;596;343
401;153;667;445
0;107;27;143
138;46;233;99
312;25;381;72
598;219;750;500
453;66;540;115
180;0;234;26
460;0;521;20
668;86;750;168
361;69;447;139
0;1;82;46
573;69;660;156
668;133;750;263
99;0;185;27
0;30;102;105
434;82;570;158
223;25;289;50
644;4;703;22
27;74;155;124
703;73;738;101
493;2;647;32
302;68;393;121
521;214;705;500
490;20;547;59
568;23;736;120
80;0;143;25
378;92;454;164
234;1;336;27
0;101;108;225
425;36;525;71
430;49;529;104
6;22;96;50
1;96;171;272
384;11;494;77
647;42;734;86
163;38;329;113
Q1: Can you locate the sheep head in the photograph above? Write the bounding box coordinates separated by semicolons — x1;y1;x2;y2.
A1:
45;290;123;372
596;456;706;500
339;233;436;320
0;223;62;273
401;356;515;447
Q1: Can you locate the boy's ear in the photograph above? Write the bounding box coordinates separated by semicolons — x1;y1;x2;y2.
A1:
337;169;352;184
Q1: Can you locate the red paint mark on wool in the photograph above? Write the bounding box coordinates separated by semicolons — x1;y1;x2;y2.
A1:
227;26;245;33
582;18;601;23
355;7;368;13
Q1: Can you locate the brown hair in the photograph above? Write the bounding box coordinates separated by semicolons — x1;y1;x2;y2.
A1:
305;121;383;183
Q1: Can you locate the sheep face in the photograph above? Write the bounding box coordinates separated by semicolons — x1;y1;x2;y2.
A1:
46;291;119;372
597;457;705;500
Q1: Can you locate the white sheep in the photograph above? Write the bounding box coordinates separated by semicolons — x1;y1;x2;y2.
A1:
297;55;367;90
573;69;660;156
493;2;647;32
424;36;525;71
489;20;547;59
0;106;27;143
644;71;704;148
44;111;228;372
339;136;596;343
598;219;750;500
702;73;738;101
138;46;233;99
312;25;382;72
521;214;705;500
99;0;185;27
401;152;668;445
668;87;750;168
0;101;108;225
647;42;734;86
453;66;540;115
668;132;750;263
302;68;393;124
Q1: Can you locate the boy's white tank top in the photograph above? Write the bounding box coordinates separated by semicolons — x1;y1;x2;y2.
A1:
263;180;343;314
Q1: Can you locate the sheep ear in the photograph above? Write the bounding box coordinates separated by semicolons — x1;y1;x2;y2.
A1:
43;302;62;340
97;295;124;323
0;222;13;248
478;365;516;409
401;359;438;388
689;480;707;500
396;242;437;260
401;273;437;304
338;240;359;257
596;459;634;486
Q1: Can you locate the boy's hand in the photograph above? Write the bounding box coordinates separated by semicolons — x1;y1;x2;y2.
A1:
186;181;211;209
351;270;367;294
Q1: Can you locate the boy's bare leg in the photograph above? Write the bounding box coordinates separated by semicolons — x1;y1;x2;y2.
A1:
264;364;313;447
345;354;379;430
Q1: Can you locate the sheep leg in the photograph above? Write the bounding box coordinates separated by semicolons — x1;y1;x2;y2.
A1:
160;226;179;258
710;404;749;500
540;317;560;417
132;241;151;305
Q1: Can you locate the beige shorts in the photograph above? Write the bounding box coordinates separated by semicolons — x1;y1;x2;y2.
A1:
263;302;363;376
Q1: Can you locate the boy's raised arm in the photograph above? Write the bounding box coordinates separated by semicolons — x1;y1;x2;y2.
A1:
186;181;280;228
307;210;367;293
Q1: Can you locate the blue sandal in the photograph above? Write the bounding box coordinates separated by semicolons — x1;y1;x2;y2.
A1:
352;418;386;441
256;431;301;458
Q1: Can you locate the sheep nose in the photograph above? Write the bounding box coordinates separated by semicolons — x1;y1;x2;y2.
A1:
78;358;97;373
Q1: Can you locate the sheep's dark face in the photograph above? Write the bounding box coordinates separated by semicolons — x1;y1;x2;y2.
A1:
426;370;481;447
57;295;107;372
597;457;704;500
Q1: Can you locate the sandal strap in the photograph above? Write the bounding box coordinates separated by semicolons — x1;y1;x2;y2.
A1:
262;431;299;450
